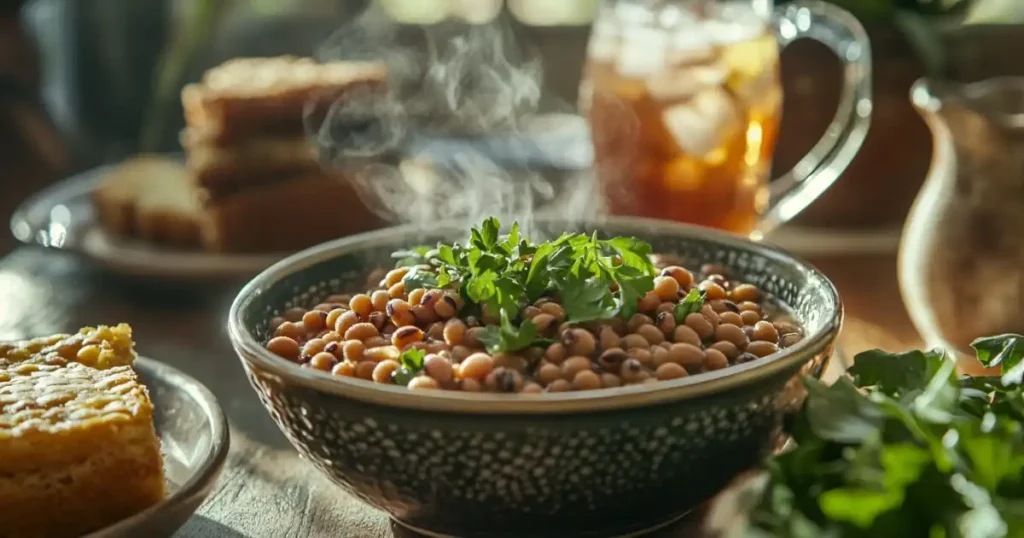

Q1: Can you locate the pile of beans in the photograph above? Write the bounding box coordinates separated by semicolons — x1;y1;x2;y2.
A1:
263;256;805;393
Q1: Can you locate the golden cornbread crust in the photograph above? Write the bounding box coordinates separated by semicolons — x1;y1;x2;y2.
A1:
0;325;165;538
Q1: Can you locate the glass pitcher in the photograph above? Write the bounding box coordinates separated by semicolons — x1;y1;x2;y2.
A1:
580;0;872;237
900;77;1024;375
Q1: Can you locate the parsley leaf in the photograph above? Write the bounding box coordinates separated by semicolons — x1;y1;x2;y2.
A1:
847;347;949;398
972;335;1024;386
674;288;707;323
391;348;426;386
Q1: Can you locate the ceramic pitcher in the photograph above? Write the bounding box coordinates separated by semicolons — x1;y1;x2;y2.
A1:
899;77;1024;375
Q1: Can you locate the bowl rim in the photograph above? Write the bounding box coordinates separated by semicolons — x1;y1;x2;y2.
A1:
228;216;843;415
86;355;231;537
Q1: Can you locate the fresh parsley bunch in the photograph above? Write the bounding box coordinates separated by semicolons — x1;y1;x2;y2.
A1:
746;335;1024;538
392;218;658;354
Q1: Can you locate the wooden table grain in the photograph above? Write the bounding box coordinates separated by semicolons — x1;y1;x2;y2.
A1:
0;242;921;538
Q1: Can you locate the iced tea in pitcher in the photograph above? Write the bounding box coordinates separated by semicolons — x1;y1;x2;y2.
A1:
582;0;872;235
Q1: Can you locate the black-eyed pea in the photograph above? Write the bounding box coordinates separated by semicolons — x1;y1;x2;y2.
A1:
673;324;702;347
562;328;597;357
355;360;377;380
420;289;442;310
773;320;801;335
746;340;780;358
524;346;546;363
700;305;721;328
521;305;541;320
325;294;353;305
411;304;439;325
667;343;705;371
736;352;759;364
629;348;653;368
344;322;379;342
684;313;714;340
324;341;343;360
384;267;410;287
371;290;390;312
780;333;803;348
269;317;286;332
405;286;425;303
267;336;300;360
387;282;406;299
636;324;665;345
562;356;593;379
302;310;328;333
464;327;484;348
653;276;680;301
334;310;360;335
409;376;441;390
572;370;602;391
522;383;543;393
332;361;356;377
539;302;565;321
366;311;387;331
486;367;523;393
715;324;747;349
424;354;455;383
597;348;628;372
752;320;780;343
545;342;569;364
282;307;307;322
386;299;416;327
425;341;449;354
718;311;743;327
656;362;688;380
740;310;762;326
492;353;528;373
349;294;373;317
364;336;388;348
536;362;563;386
705;348;729;370
656;311;676;336
443;319;467;346
342;340;365;362
730;284;761;303
738;301;761;313
619;358;648;384
601;373;622;388
699;281;727;300
707;299;729;314
607;317;628;336
426;322;445;341
434;294;459;319
710;340;739;360
275;321;305;340
302;338;328;358
461;378;483;392
546;379;571;392
531;313;557;335
638;290;661;313
451;345;473;362
627;313;653;332
372;360;401;383
598;326;620;351
392;326;425;349
660;266;693;288
655;302;675;316
364;345;400;363
621;334;650;350
650;346;670;368
459;353;494;380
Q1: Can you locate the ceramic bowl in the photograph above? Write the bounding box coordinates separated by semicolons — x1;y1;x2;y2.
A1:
228;216;842;538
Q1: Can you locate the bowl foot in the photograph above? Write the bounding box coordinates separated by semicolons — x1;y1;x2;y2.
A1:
390;510;692;538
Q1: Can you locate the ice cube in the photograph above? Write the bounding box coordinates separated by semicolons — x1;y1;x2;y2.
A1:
450;0;503;24
645;63;729;102
616;27;668;79
662;88;741;158
379;0;448;24
508;0;599;26
667;28;716;65
587;21;620;62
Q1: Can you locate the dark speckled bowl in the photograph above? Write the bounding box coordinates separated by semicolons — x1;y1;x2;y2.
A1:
228;216;842;538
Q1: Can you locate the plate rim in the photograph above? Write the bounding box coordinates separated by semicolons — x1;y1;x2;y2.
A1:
9;160;285;280
83;355;231;538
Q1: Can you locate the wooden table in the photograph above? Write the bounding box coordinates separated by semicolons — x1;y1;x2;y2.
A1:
0;244;921;538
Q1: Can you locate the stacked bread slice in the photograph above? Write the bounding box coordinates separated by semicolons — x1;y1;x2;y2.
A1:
179;56;389;253
92;56;388;254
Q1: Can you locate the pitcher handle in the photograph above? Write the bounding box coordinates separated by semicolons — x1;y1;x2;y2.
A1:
758;1;873;235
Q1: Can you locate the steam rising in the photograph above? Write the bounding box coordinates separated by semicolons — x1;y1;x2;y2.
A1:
305;5;599;237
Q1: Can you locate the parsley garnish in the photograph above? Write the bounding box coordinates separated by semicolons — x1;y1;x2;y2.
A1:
391;348;426;386
745;335;1024;537
395;218;656;353
674;288;706;323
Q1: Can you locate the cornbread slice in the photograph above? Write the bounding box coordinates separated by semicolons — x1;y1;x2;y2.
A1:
0;325;165;538
198;172;385;253
184;135;321;195
91;156;203;247
181;56;388;144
